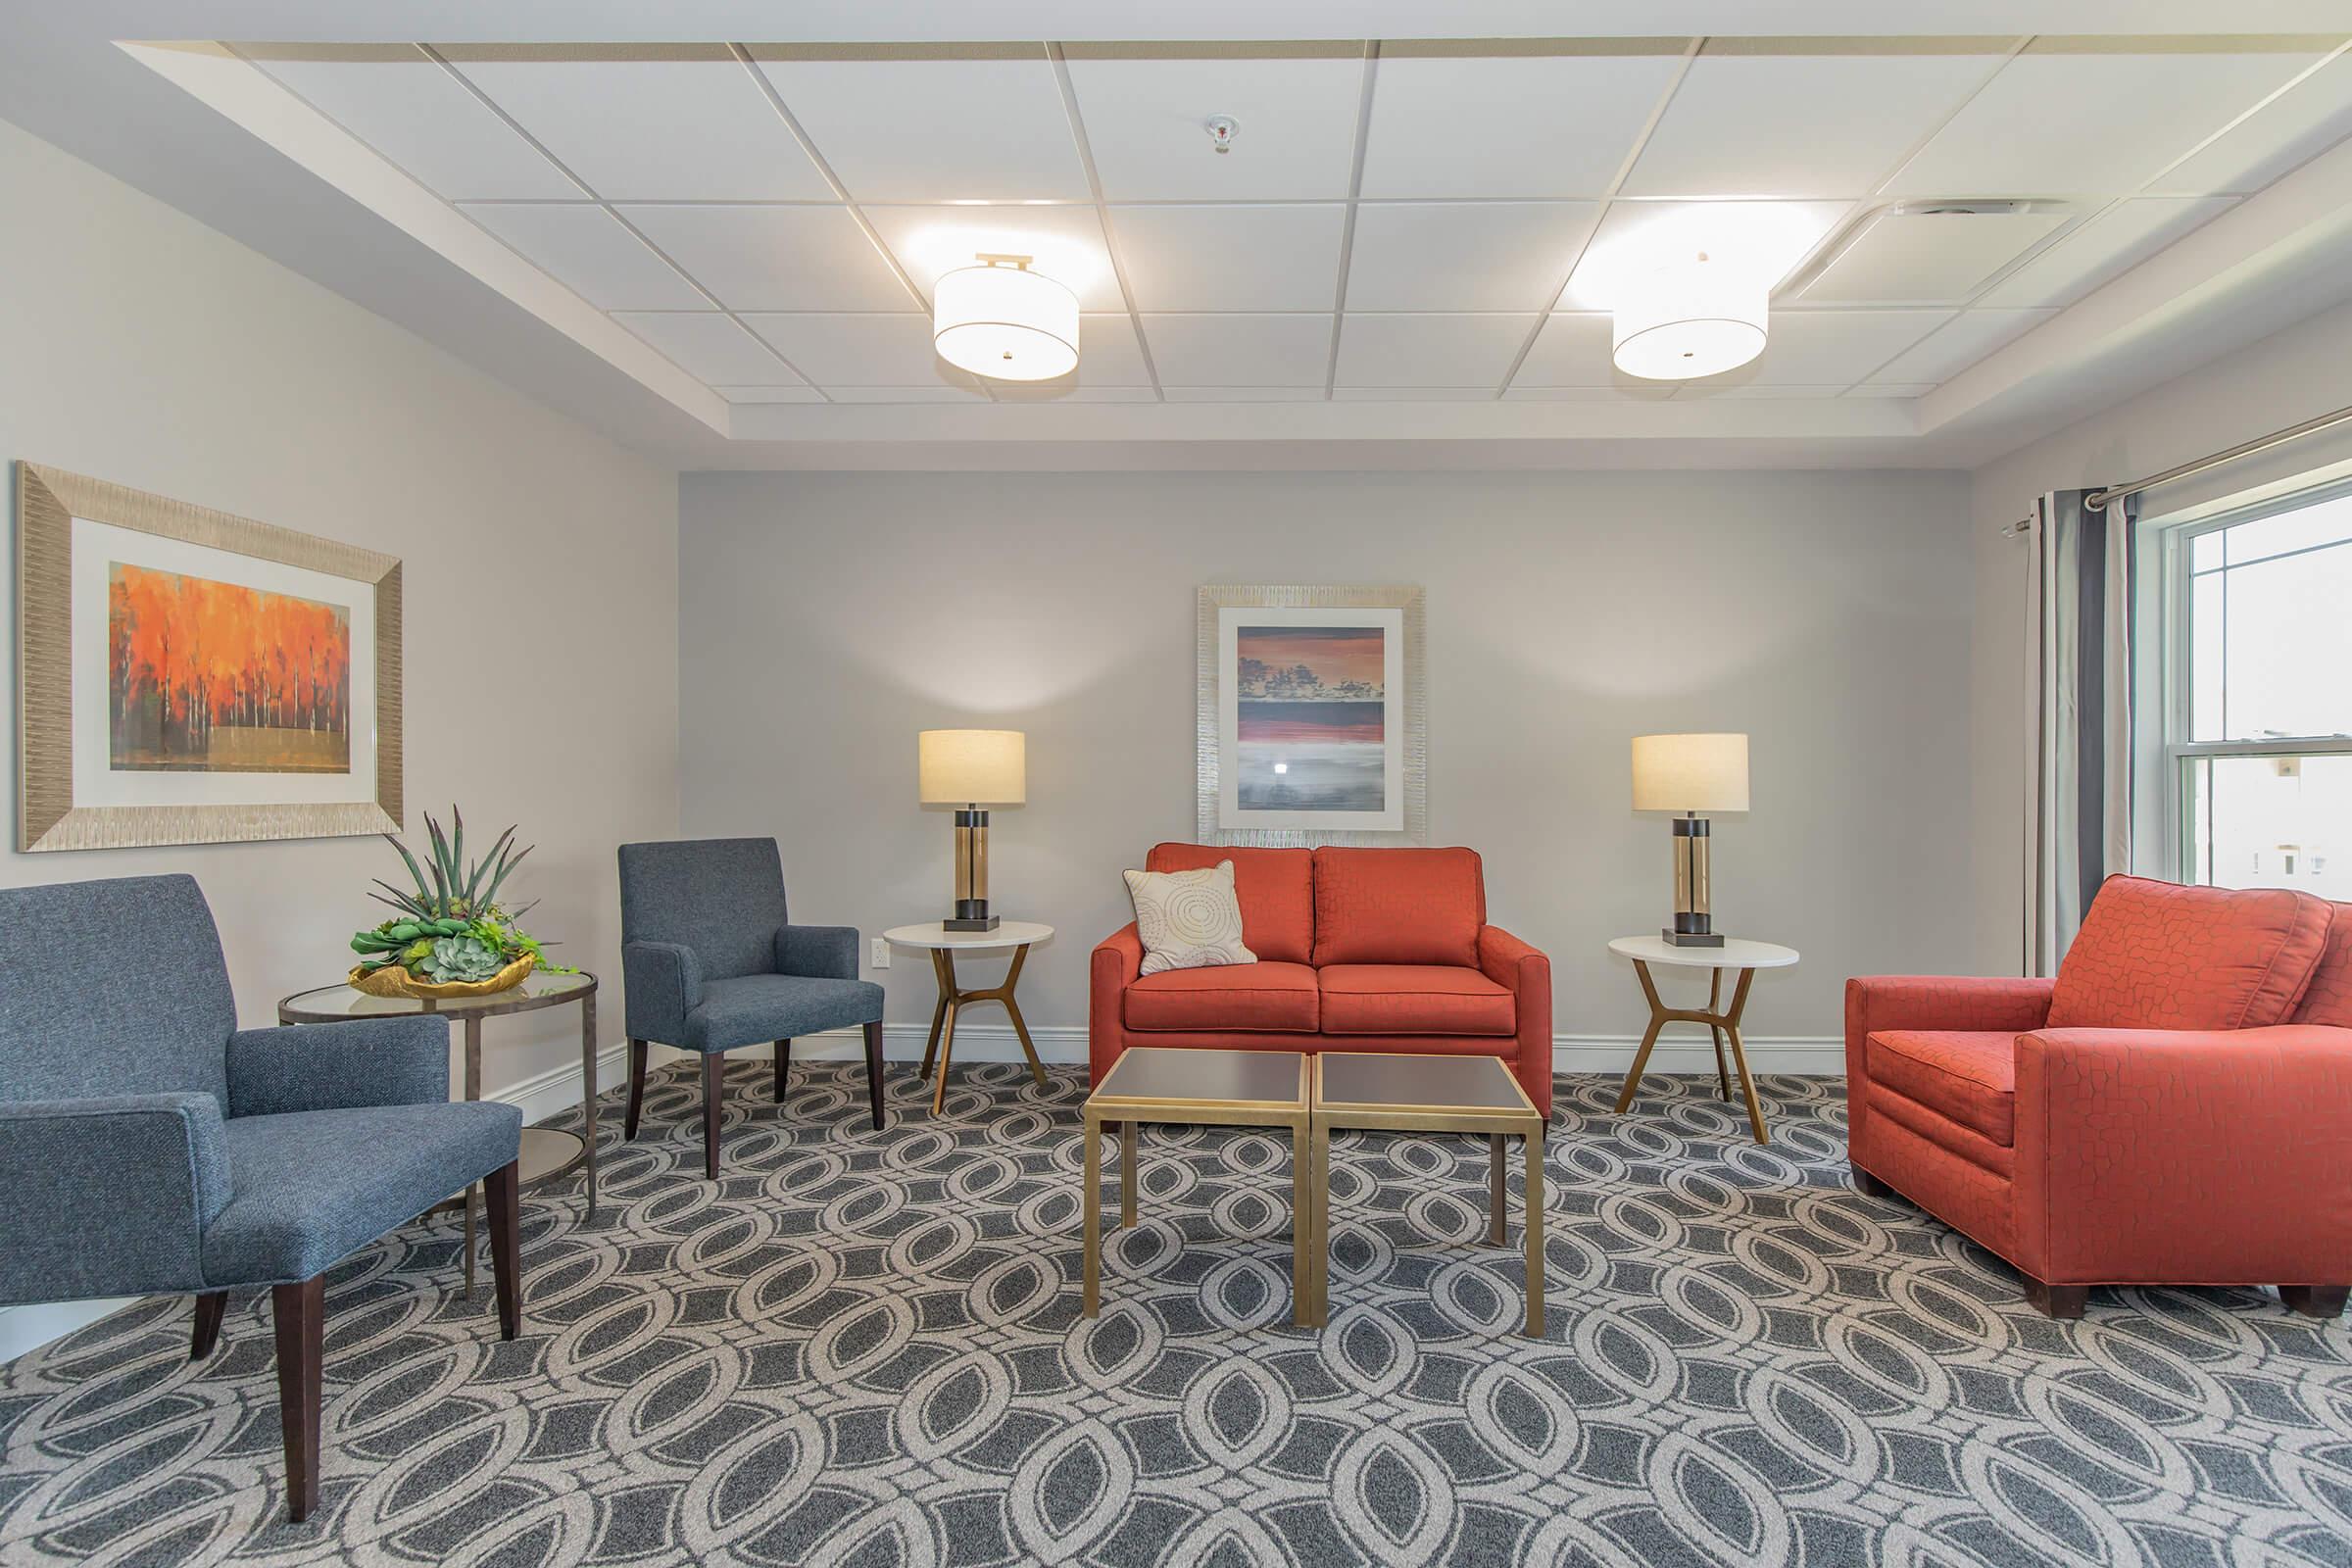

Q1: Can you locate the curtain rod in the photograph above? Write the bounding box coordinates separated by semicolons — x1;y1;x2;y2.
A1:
2085;401;2352;512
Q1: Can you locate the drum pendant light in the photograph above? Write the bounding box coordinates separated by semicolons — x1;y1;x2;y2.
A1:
932;253;1079;381
1612;251;1768;380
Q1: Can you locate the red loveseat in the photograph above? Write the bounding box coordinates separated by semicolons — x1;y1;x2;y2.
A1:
1847;874;2352;1318
1091;844;1553;1115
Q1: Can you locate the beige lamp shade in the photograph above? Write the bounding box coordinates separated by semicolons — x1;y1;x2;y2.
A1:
1632;733;1749;812
918;729;1026;806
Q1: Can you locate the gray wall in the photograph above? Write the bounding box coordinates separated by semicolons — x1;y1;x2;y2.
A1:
679;466;1976;1052
0;118;681;1096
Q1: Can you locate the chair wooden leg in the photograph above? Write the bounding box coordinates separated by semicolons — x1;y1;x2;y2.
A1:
862;1021;886;1130
773;1038;792;1104
2024;1277;2087;1318
485;1158;522;1342
2280;1285;2350;1318
702;1052;726;1179
623;1039;648;1141
270;1276;324;1523
190;1292;226;1360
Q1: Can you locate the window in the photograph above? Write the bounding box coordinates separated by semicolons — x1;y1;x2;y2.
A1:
2149;484;2352;898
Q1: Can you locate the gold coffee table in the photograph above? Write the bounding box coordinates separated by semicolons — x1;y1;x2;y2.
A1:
1309;1053;1546;1336
1080;1047;1313;1326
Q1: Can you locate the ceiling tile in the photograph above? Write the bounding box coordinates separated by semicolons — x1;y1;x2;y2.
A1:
822;385;991;402
1075;315;1152;386
1064;55;1365;201
753;56;1088;202
1332;387;1497;401
1708;309;1949;385
1500;384;1675;402
1161;386;1329;402
2153;52;2352;193
1560;200;1852;310
446;51;834;201
1510;313;1621;387
1675;382;1849;399
1885;46;2327;198
1864;308;2054;384
1344;203;1599;312
250;49;580;201
1111;205;1348;311
738;313;961;386
862;204;1121;310
715;385;828;403
1360;52;1684;199
1846;383;1936;398
1623;50;2001;199
1979;196;2235;307
1140;315;1333;386
989;384;1160;402
1334;314;1539;388
612;313;804;384
1796;207;2070;305
458;203;704;310
619;205;912;311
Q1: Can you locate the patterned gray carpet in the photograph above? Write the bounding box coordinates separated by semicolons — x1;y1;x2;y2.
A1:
2;1061;2349;1567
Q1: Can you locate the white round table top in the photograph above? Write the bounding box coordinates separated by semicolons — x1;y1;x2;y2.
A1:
884;920;1054;951
1609;934;1798;970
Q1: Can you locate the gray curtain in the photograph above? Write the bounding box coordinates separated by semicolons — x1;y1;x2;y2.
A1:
2023;488;2136;975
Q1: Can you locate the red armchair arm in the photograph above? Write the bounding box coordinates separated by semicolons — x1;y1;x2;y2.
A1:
1090;923;1144;1087
1845;976;2054;1154
1480;925;1553;1117
2013;1025;2352;1289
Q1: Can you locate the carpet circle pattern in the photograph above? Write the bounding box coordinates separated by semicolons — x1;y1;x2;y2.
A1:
1;1062;2348;1566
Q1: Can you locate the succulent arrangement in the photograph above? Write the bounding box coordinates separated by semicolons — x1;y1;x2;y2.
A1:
349;807;568;990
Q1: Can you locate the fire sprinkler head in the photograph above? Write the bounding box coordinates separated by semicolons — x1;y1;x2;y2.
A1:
1205;115;1240;154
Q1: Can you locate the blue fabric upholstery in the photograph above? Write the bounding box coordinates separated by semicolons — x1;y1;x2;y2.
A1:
203;1102;522;1285
616;839;878;1054
686;975;885;1051
0;875;520;1304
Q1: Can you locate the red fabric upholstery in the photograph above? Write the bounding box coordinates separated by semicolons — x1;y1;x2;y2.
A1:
2292;902;2352;1028
1090;848;1551;1117
1311;847;1485;967
2047;874;2330;1031
1125;961;1318;1033
1318;965;1514;1036
1849;880;2352;1301
1865;1031;2017;1147
1145;844;1314;964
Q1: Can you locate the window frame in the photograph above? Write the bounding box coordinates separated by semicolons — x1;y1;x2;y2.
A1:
2137;473;2352;885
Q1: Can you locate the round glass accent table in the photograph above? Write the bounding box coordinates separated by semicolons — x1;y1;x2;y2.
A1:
277;971;601;1293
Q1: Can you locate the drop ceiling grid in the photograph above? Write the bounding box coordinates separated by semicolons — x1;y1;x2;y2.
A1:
242;32;2352;407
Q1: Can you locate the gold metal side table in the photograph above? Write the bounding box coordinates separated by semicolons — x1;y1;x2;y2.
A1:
1607;934;1800;1145
1080;1047;1314;1326
884;921;1053;1114
1309;1052;1547;1337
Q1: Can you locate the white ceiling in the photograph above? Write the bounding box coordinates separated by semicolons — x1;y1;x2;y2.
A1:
209;32;2352;425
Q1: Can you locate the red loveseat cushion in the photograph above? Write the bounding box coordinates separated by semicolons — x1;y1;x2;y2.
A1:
1145;844;1314;964
1124;961;1319;1033
1318;964;1516;1036
1311;847;1485;968
1865;1030;2017;1147
2047;875;2331;1031
2292;902;2352;1028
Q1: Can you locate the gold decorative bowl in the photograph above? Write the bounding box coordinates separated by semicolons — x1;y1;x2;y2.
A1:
348;954;535;1000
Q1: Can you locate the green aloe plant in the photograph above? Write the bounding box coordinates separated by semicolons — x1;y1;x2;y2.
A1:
349;805;570;983
372;805;532;921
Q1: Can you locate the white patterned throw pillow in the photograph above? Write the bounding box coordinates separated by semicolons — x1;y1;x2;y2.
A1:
1124;860;1257;976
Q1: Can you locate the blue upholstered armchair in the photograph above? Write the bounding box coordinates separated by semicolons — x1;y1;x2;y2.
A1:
618;838;885;1176
0;874;524;1523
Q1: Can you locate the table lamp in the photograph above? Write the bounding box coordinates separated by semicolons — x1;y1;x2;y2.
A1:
1632;733;1748;948
918;729;1025;931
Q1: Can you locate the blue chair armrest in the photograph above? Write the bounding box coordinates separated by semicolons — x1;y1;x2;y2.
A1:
0;1094;226;1302
226;1015;452;1118
776;923;858;982
624;940;705;1042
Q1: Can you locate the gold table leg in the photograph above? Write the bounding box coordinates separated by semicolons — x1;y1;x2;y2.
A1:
1614;960;1769;1144
1119;1119;1138;1228
1081;1111;1102;1317
1292;1120;1313;1328
925;943;1040;1114
1309;1122;1332;1327
1488;1134;1506;1247
1523;1126;1546;1337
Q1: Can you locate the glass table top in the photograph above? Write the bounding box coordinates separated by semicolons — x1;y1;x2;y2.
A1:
278;969;597;1020
1092;1047;1306;1108
1317;1052;1532;1114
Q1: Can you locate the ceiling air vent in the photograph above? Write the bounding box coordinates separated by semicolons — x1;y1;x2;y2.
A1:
1793;200;2075;306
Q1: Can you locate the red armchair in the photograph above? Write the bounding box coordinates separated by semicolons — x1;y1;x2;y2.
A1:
1847;875;2352;1317
1091;845;1553;1115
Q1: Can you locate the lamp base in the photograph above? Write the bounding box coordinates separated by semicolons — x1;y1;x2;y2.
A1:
1663;928;1725;948
945;914;1001;932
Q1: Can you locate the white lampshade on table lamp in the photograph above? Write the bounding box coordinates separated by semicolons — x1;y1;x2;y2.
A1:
1632;733;1749;947
919;729;1025;931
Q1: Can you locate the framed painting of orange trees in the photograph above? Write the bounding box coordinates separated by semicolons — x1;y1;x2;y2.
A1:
17;463;402;851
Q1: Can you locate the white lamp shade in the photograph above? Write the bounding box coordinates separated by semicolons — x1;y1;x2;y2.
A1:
1612;256;1767;380
1632;733;1749;812
919;729;1026;806
933;264;1078;382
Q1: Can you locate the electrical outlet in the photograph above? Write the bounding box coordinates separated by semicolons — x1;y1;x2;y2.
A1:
870;938;890;969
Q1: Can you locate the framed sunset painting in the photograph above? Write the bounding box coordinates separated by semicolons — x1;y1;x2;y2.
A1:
1198;585;1425;846
17;463;402;851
